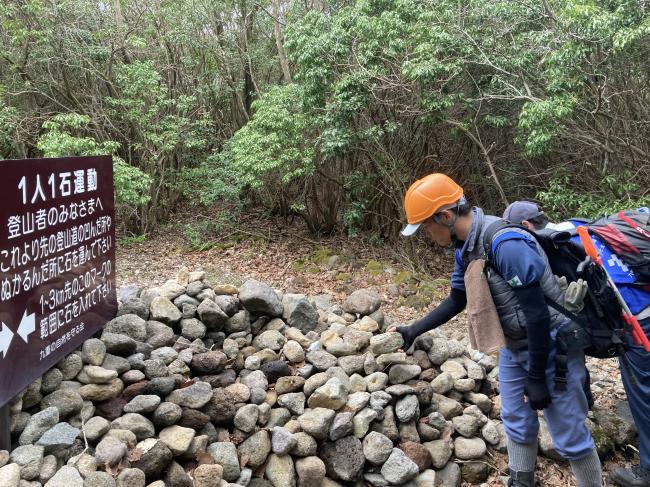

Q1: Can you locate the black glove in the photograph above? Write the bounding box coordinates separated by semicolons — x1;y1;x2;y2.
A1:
394;288;467;350
525;376;551;410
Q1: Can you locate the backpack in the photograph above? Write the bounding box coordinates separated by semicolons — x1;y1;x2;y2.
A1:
483;221;627;361
588;210;650;285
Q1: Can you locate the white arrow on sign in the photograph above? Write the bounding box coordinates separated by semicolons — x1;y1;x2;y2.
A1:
0;322;14;358
17;310;35;343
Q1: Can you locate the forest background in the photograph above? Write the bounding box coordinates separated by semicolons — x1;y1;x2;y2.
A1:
1;0;649;267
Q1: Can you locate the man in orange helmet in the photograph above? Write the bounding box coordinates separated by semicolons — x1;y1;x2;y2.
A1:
390;174;602;487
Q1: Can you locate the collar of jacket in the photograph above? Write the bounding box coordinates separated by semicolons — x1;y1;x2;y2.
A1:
458;206;485;256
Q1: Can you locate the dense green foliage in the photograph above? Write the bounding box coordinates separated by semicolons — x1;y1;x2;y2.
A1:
1;0;649;236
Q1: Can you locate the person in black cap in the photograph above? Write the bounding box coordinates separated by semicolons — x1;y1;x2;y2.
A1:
504;201;650;487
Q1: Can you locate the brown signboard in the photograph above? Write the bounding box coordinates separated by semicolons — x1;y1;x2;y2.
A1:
0;156;117;406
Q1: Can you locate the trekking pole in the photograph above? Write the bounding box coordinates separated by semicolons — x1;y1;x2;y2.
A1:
577;226;650;352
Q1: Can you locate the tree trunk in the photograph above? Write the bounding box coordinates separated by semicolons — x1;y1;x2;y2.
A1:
272;0;292;84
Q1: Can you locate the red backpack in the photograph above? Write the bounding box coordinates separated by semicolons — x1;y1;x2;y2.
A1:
588;210;650;285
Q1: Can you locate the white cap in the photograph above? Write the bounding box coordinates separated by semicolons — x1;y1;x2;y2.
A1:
401;223;422;237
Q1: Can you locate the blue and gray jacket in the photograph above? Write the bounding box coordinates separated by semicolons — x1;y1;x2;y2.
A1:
452;208;567;349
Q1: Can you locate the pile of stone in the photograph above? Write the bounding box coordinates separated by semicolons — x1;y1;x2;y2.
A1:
0;271;633;487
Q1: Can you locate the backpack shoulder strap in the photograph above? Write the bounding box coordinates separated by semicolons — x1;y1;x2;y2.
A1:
482;220;531;265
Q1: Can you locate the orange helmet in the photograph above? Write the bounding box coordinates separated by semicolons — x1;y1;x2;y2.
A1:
401;173;464;236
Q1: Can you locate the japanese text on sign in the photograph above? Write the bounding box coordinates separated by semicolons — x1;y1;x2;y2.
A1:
0;156;116;407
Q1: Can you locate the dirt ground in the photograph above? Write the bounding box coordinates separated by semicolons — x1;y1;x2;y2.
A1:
115;212;639;486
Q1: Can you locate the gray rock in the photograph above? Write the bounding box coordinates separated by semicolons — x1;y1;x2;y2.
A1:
321;436;364;482
240;370;268;391
197;299;229;329
10;445;44;480
145;321;175;349
298;408;336;440
395;395;420;423
481;420;500;445
41;390;83;419
143;359;170;379
237;430;271;469
452;415;480;438
193;464;224;487
78;378;124;401
164;460;192;487
272;427;297;455
181;318;206;340
58;354;84;380
213;295;239;316
278;392;305;416
19;407;59;445
39;454;57;484
225;310;250;334
44;466;83;487
82;471;117;487
329;412;354;441
253;330;285;351
465;392;492;414
101;354;131;375
594;407;637;446
101;333;137;356
454;437;486;460
111;414;155;441
0;463;20;487
363;431;393;465
116;468;145;487
124;395;161;414
265;454;296;487
353;408;378;438
166;381;213;409
234;404;259;433
207;442;240;482
36;422;80;453
282;294;318;333
370;334;403;355
365;372;389;393
306;350;338;371
292;433;318;457
105;314;147;341
83;416;111;443
150;347;178;364
130;440;173;479
338;355;365;376
283;341;305;363
343;289;381;316
150;297;182;324
423;439;452;469
238;280;283;317
295;456;326;487
389;364;421;384
307;378;348;410
381;448;419;484
159;425;195;455
118;297;149;320
80;339;107;367
79;365;118;384
432;393;463;419
41;369;64;395
95;436;128;466
369;391;391;410
435;462;461;487
431;372;454;395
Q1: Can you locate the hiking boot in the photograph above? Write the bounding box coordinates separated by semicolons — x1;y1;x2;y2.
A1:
504;470;536;487
610;467;650;487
